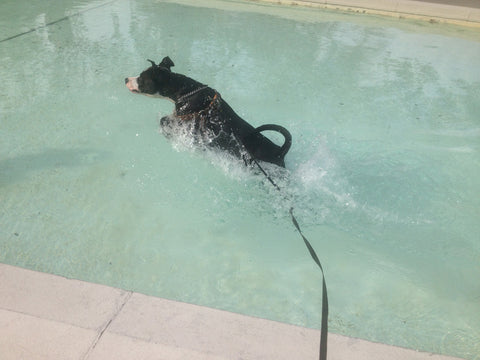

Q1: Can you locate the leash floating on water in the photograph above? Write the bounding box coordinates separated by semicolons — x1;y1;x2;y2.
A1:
289;205;328;360
240;129;328;360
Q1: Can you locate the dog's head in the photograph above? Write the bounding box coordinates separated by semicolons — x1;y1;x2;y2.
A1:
125;56;175;98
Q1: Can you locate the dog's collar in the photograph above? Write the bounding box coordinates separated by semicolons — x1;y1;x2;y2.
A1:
176;85;209;103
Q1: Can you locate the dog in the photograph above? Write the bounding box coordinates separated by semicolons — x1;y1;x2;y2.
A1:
125;56;291;167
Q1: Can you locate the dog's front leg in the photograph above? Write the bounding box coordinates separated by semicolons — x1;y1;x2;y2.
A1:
159;115;175;138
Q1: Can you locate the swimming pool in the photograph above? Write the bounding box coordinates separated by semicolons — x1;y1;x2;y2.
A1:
1;0;479;358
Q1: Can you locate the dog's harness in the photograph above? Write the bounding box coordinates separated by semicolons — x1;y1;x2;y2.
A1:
197;92;221;134
176;90;222;139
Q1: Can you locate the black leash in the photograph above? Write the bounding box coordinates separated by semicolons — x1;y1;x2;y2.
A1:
250;156;328;360
289;206;328;360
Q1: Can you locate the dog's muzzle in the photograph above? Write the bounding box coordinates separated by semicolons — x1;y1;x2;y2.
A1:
125;77;140;93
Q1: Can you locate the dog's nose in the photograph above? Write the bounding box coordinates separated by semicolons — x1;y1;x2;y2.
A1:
124;78;129;84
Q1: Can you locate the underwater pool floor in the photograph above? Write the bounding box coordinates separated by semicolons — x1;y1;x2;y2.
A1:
0;263;462;360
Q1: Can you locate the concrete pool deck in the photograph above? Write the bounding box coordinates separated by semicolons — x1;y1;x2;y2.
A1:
0;263;464;360
250;0;480;26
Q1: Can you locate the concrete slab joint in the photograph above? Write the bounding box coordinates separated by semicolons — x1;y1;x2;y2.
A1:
81;291;133;360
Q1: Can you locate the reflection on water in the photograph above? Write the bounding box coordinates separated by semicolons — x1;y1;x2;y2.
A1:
1;1;479;359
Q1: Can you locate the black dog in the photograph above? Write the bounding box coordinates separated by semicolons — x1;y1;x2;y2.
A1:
125;56;291;167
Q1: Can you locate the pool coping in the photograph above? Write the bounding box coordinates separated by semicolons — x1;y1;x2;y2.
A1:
0;263;464;360
244;0;480;27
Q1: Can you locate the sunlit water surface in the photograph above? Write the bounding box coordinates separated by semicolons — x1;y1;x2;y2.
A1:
1;1;479;358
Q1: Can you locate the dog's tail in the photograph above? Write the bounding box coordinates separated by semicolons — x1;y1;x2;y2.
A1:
250;124;292;160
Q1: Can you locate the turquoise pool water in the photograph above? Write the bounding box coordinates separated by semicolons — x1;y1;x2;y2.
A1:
1;0;479;358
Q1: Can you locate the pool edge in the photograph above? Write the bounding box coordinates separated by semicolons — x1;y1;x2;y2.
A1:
243;0;480;27
0;263;465;360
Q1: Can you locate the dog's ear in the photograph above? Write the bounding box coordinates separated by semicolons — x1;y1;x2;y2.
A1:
159;56;174;71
